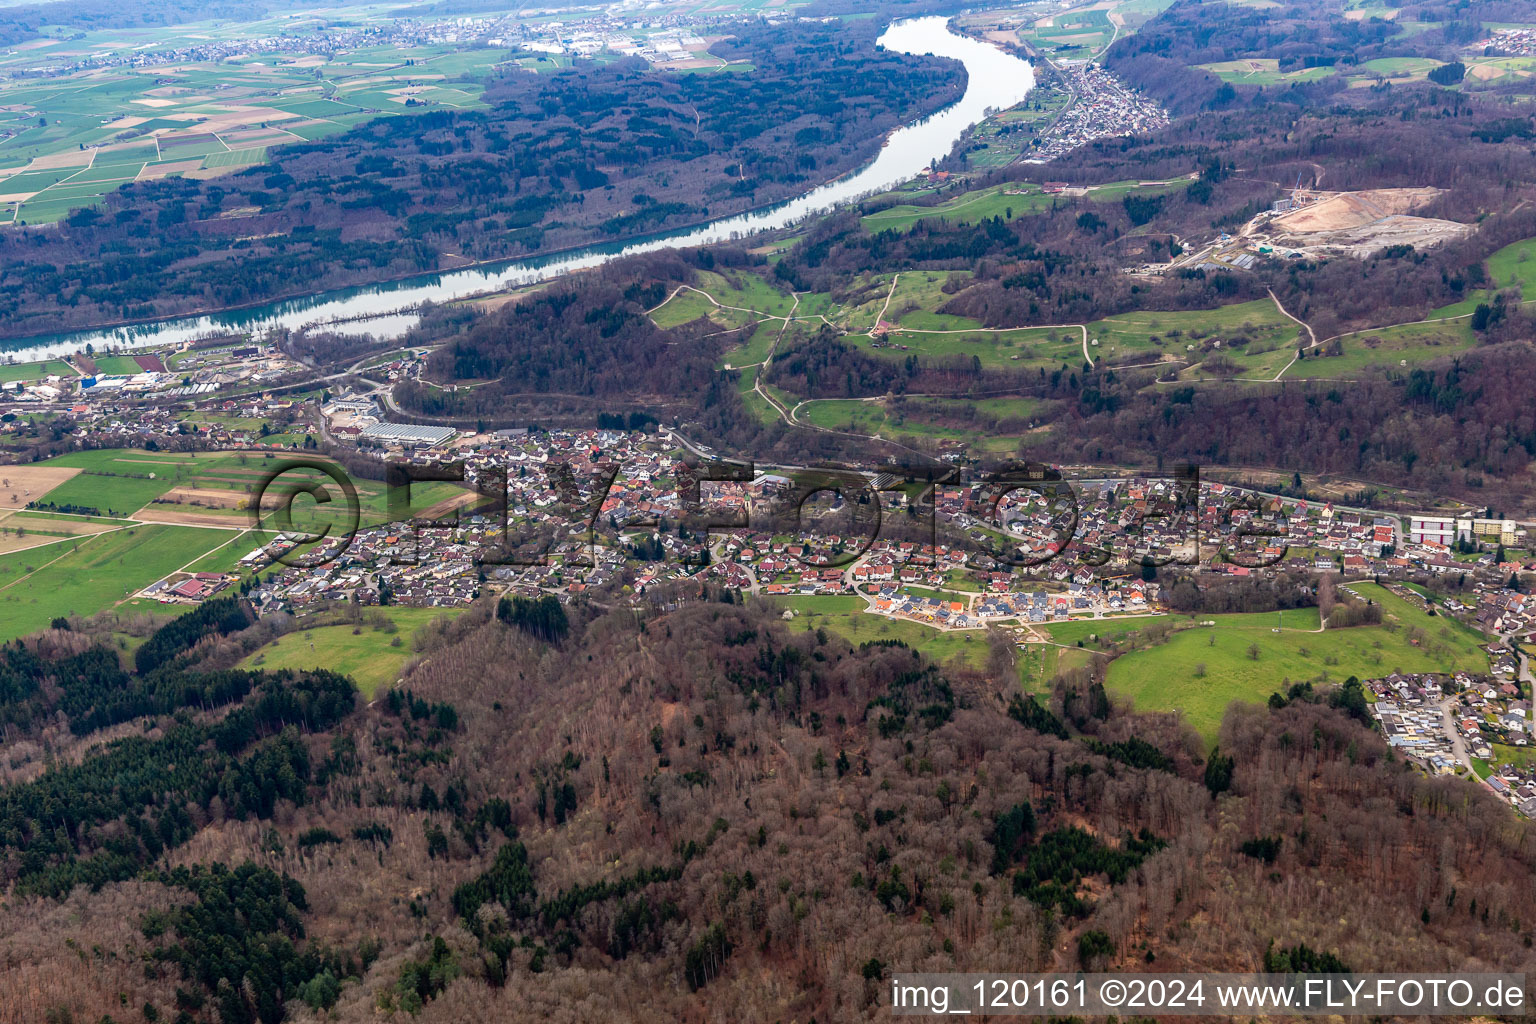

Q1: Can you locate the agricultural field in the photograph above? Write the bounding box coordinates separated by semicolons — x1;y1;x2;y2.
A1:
238;606;463;696
22;449;471;528
1355;56;1445;79
0;522;238;640
179;528;268;574
0;447;479;633
1101;584;1489;742
0;27;508;223
1019;6;1117;61
0;508;125;555
1464;56;1536;84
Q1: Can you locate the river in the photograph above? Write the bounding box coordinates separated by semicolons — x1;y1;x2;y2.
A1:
6;18;1034;359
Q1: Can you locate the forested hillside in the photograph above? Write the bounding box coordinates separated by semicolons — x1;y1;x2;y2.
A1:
0;594;1533;1022
0;18;963;338
389;60;1536;501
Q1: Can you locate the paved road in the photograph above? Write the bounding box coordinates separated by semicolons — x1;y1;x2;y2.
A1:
1438;696;1473;778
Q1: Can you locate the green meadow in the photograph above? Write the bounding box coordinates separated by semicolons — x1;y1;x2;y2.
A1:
796;395;1039;451
0;359;75;383
773;594;989;669
239;607;463;696
29;449;469;526
861;179;1190;235
1103;585;1488;742
0;522;236;640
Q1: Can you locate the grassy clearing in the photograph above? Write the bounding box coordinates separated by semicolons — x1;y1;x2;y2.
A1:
735;370;781;426
772;594;988;669
1284;317;1475;378
239;607;463;697
1196;59;1335;85
650;270;797;333
1045;616;1172;648
858;325;1081;371
1083;299;1298;377
855;271;981;333
861;179;1189;235
1486;235;1536;297
863;183;1054;233
1103;586;1488;742
650;288;722;328
1489;743;1536;770
721;318;810;371
1019;643;1096;691
695;268;798;317
796;395;1038;451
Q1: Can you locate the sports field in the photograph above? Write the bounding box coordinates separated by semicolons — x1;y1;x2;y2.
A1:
0;359;75;384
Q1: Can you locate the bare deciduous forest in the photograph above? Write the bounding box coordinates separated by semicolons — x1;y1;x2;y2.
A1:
0;598;1533;1023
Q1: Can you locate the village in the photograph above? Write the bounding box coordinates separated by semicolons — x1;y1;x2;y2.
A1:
1367;666;1536;817
1022;61;1170;164
10;338;1536;814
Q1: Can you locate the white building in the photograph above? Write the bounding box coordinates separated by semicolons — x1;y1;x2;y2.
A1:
1409;515;1457;547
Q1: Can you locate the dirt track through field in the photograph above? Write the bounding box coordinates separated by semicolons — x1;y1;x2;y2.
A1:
131;506;249;527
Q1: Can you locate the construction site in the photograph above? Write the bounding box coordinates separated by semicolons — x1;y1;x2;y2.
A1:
1137;184;1472;275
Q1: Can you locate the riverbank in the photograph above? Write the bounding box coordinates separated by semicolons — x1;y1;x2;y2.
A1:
0;17;1032;362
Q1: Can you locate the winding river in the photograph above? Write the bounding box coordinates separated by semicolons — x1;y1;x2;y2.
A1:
6;18;1034;359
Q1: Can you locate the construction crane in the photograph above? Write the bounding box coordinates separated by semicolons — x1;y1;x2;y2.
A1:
1291;169;1310;207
